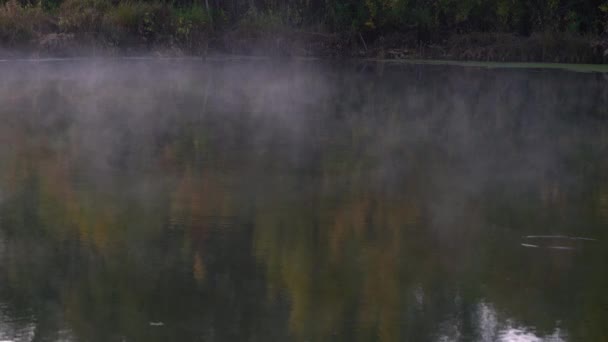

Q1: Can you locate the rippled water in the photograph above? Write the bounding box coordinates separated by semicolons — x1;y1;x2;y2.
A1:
0;59;607;341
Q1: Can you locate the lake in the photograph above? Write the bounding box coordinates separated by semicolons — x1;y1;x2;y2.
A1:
0;59;607;341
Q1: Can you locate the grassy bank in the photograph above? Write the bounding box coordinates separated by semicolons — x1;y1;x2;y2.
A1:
0;0;607;63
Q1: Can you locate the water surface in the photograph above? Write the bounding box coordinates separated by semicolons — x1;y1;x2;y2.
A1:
0;59;607;341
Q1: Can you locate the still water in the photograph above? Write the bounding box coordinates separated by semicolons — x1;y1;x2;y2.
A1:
0;59;607;341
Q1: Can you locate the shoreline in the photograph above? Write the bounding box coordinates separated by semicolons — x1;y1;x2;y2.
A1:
2;31;607;65
2;54;608;74
2;0;607;65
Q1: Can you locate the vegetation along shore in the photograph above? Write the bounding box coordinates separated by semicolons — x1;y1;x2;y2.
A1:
1;0;607;62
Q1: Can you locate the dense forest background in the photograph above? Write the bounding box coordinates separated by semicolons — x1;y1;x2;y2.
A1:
1;0;608;60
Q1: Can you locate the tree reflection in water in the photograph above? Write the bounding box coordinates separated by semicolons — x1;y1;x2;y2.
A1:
0;60;607;341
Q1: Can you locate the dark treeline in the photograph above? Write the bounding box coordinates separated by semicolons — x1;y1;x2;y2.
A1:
31;0;608;34
1;0;608;59
19;0;608;34
221;0;608;38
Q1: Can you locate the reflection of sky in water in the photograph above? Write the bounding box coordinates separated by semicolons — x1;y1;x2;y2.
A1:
499;328;565;342
435;302;567;342
0;306;35;342
0;312;74;342
482;303;566;342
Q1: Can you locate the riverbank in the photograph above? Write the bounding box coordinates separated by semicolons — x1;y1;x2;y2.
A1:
1;0;607;63
217;30;608;64
4;30;607;64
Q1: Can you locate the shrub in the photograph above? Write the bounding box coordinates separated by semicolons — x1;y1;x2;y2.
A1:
58;0;110;33
0;0;51;46
105;1;170;43
174;5;208;35
172;5;210;50
238;8;286;32
601;2;608;35
110;2;150;30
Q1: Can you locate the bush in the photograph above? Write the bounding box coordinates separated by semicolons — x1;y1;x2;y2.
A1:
174;5;208;27
58;0;110;33
110;2;150;30
173;4;209;46
105;1;171;44
58;0;177;46
238;8;286;32
601;2;608;35
0;0;51;45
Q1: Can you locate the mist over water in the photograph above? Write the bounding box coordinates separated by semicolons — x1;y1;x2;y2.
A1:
0;59;607;341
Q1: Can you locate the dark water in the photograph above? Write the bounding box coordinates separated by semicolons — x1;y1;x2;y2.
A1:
0;59;607;341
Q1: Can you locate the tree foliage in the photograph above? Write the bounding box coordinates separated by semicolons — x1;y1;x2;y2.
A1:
3;0;608;38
